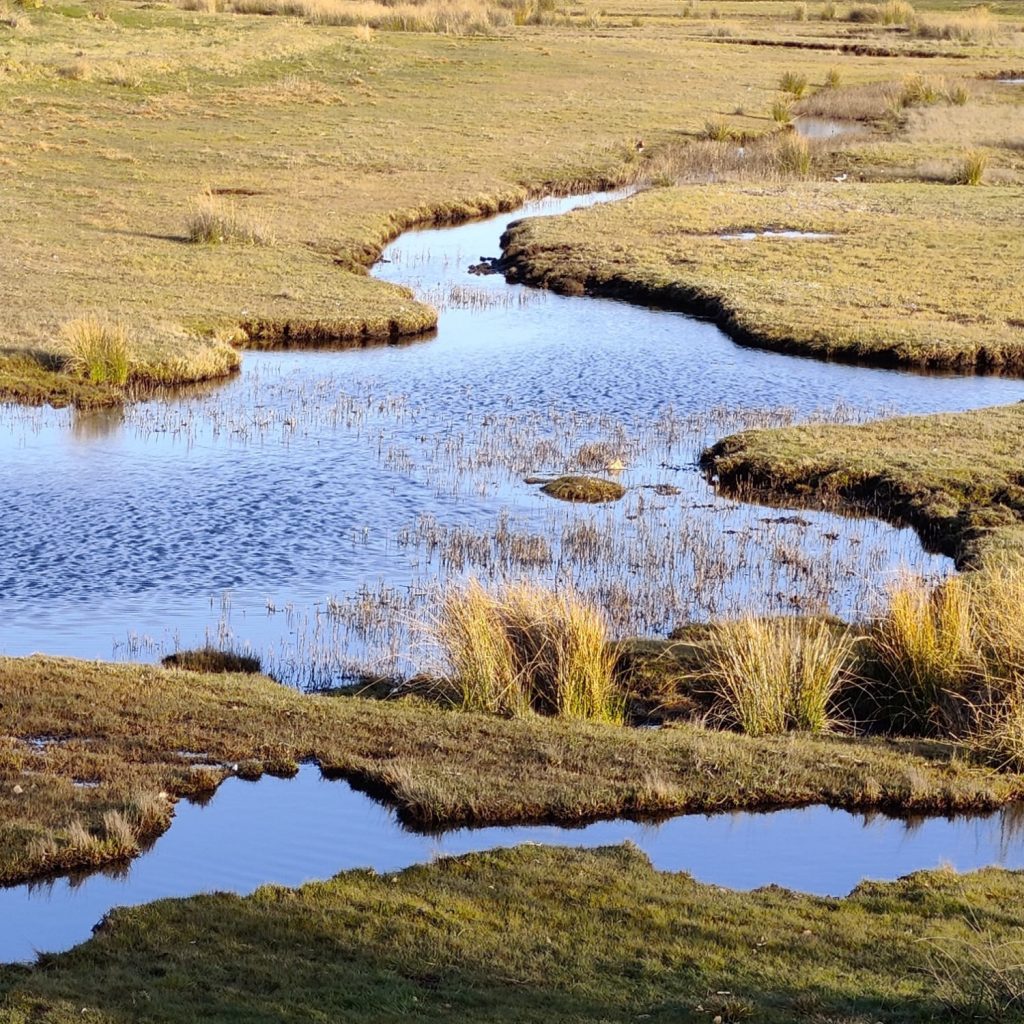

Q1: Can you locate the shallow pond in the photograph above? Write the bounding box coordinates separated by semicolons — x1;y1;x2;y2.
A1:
1;190;1020;685
4;765;1024;964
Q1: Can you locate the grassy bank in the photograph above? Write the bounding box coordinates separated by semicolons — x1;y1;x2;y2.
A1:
3;654;1021;886
3;0;1020;404
701;402;1024;567
2;843;1023;1021
501;178;1024;373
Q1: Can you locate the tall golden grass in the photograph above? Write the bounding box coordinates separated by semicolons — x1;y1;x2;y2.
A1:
874;573;978;732
188;0;513;33
874;566;1024;764
186;191;275;245
430;580;624;723
698;616;856;736
59;318;134;385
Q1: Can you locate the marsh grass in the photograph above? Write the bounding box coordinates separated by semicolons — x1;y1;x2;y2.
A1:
430;580;623;723
872;575;978;733
162;646;263;674
214;0;514;33
779;70;808;98
774;132;811;176
914;7;1001;44
924;918;1024;1020
59;318;134;385
539;475;625;503
955;148;988;185
186;191;276;246
698;616;856;736
771;97;793;124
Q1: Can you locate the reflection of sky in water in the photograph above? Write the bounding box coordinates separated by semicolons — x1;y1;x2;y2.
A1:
4;766;1024;963
0;189;1021;684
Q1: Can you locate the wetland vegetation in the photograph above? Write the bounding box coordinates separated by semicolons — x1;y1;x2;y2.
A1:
3;0;1024;1016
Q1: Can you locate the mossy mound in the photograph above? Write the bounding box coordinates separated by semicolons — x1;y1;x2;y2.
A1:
540;475;626;503
161;647;262;675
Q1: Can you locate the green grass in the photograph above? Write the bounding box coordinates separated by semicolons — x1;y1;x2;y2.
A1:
539;475;626;503
3;654;1021;886
701;402;1024;568
501;179;1024;374
2;843;1024;1022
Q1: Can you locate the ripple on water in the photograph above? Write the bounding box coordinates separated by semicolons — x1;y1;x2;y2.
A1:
0;189;1022;685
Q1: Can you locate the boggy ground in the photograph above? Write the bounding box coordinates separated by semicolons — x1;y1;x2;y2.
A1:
2;0;1021;403
702;402;1024;568
2;843;1021;1023
2;654;1020;887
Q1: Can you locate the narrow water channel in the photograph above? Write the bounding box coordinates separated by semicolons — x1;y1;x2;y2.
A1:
4;190;1024;965
4;765;1024;964
0;191;1019;685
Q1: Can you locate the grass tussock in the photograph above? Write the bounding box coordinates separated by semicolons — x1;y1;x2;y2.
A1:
955;148;988;185
774;132;811;177
430;580;624;723
539;475;626;503
161;647;263;674
59;318;134;385
874;574;978;733
697;616;856;736
186;191;276;246
778;70;808;98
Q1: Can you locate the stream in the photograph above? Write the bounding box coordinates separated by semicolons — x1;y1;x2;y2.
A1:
2;188;1024;963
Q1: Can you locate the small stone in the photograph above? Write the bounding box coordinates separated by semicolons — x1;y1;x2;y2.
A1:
12;784;23;795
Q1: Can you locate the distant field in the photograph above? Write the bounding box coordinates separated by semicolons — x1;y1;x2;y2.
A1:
1;0;1021;402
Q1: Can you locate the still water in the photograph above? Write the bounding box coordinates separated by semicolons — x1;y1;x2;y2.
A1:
4;765;1024;964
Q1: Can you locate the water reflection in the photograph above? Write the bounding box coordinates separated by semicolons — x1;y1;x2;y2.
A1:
4;765;1024;964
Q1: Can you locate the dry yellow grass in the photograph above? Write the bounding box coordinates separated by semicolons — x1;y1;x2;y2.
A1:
1;0;1020;404
430;579;623;722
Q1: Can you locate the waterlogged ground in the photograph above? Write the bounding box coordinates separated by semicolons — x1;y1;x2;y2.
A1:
5;764;1024;964
1;192;1022;686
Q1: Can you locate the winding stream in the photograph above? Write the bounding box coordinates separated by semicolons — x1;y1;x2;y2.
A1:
1;190;1020;684
3;189;1024;963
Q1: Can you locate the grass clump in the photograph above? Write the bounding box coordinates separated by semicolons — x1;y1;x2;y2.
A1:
770;97;793;123
161;647;263;674
539;475;625;503
698;616;856;735
778;70;808;98
774;132;811;176
431;580;624;723
58;319;134;386
874;574;978;733
955;148;988;185
186;191;275;246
